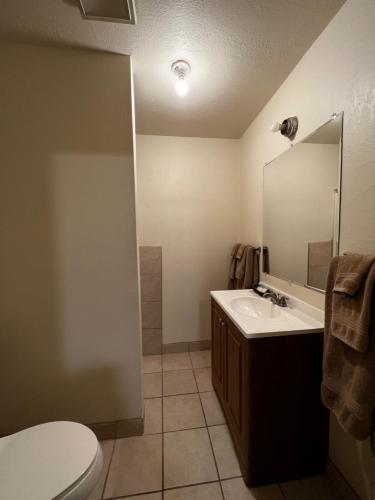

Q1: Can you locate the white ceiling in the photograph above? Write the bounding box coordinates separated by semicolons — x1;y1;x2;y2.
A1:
0;0;345;138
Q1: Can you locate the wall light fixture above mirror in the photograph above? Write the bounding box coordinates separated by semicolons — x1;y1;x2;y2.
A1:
263;112;343;292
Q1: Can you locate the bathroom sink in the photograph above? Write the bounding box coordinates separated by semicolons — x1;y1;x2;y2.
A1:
210;288;324;338
229;296;281;319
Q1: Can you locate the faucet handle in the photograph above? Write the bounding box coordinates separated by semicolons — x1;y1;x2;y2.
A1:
278;296;288;307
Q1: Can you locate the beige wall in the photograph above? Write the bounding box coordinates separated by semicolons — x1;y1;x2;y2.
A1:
0;43;143;433
239;1;375;498
136;135;240;345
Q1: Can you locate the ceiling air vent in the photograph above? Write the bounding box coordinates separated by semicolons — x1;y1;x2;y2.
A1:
79;0;136;24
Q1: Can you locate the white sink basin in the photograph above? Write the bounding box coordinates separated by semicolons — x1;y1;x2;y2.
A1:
210;288;324;339
229;296;281;319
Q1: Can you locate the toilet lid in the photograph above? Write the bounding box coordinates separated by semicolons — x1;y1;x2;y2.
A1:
0;421;99;500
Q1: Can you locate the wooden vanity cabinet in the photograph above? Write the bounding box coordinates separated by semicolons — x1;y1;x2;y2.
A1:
211;298;329;487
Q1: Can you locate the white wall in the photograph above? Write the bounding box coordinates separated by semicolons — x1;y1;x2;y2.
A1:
0;43;143;433
239;1;375;498
137;135;240;345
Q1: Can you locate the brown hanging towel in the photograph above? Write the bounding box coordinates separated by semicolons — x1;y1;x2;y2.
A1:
321;254;375;440
228;244;259;290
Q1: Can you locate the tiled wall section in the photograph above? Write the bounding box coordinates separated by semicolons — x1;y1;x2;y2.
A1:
140;247;162;355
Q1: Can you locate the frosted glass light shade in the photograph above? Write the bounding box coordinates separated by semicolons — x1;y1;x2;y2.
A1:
175;79;189;96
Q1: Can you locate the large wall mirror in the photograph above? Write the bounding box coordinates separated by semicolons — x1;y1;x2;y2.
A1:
263;113;343;291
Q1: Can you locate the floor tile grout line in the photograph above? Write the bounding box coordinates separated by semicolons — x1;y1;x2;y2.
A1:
163;475;242;492
278;483;287;499
103;435;165;499
163;368;195;374
111;352;240;500
105;488;162;499
103;475;245;500
205;425;226;499
143;352;235;499
191;358;225;500
163;390;198;397
162;423;224;436
161;351;165;500
101;438;117;500
115;353;337;500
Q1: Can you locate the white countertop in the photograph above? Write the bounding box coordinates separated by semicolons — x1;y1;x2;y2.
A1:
210;288;324;339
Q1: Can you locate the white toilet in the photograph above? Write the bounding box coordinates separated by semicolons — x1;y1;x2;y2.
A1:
0;421;103;500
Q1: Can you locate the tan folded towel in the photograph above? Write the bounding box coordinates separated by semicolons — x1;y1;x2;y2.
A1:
321;255;375;440
228;244;259;290
235;244;249;282
332;254;375;352
334;253;375;296
229;244;241;280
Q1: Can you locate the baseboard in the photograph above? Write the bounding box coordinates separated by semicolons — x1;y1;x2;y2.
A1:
163;340;211;353
88;417;144;441
327;459;362;500
0;417;144;442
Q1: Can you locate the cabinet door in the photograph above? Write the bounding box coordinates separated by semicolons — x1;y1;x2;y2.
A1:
226;322;245;434
212;304;226;397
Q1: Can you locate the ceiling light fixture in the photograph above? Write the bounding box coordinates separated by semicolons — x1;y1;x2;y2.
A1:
171;60;191;97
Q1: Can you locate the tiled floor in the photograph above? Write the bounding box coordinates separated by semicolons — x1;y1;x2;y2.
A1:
91;350;343;500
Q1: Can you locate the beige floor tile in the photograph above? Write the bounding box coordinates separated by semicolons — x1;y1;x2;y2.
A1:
104;434;162;498
279;475;341;500
164;482;223;499
144;398;162;435
222;477;284;500
163;394;205;432
194;367;213;392
126;494;162;500
143;372;162;398
209;425;241;479
143;355;162;374
189;350;211;368
164;428;218;488
200;391;226;426
163;352;192;371
163;369;198;396
87;440;114;500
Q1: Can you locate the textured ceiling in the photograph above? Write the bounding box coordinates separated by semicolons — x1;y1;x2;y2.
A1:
0;0;345;138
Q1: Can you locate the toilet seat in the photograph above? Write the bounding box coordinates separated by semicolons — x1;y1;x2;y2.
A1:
0;421;101;500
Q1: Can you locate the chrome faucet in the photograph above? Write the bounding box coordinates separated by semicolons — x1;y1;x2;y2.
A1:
263;290;288;307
